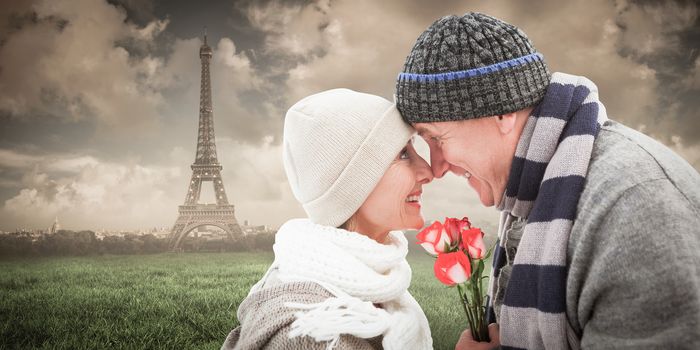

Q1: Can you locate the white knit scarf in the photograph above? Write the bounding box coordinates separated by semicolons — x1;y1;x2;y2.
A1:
264;218;432;350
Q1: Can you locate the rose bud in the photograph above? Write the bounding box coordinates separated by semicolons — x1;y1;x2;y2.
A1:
433;251;472;286
457;217;471;232
461;227;486;259
443;217;462;244
416;220;451;255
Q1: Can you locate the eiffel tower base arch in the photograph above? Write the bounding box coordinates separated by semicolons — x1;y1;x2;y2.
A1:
169;204;243;251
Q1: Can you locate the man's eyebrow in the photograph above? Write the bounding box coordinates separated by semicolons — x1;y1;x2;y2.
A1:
414;126;430;136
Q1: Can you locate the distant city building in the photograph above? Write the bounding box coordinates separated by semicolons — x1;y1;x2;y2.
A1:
242;224;270;235
48;216;60;234
239;220;272;235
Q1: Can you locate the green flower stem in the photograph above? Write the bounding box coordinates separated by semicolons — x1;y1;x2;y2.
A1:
471;263;489;342
456;283;476;338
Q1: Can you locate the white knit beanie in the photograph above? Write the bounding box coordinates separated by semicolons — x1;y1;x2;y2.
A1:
283;88;415;227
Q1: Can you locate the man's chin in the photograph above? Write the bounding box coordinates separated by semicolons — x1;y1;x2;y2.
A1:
476;190;496;207
469;180;495;207
478;198;495;207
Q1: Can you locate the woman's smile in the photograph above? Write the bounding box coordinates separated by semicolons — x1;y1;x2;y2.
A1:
405;190;422;209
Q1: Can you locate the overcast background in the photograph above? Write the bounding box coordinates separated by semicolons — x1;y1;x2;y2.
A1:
0;0;698;234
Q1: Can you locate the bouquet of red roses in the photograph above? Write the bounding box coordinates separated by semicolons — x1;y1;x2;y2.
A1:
416;217;492;342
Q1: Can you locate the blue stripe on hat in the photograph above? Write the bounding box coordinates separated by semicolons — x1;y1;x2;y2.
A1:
397;53;545;83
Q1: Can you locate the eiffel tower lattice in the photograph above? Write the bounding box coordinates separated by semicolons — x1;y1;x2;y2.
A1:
168;30;243;250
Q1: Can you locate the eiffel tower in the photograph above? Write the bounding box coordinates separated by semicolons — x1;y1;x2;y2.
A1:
169;30;243;250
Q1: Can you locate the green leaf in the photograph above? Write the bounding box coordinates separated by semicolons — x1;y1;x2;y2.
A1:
422;249;438;258
483;244;496;260
475;259;484;278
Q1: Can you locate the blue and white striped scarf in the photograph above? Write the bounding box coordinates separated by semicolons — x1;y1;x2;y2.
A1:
488;72;608;349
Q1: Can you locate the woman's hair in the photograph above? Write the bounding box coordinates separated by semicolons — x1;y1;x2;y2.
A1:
339;214;357;232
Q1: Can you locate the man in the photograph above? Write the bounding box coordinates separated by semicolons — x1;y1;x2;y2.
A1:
395;12;700;350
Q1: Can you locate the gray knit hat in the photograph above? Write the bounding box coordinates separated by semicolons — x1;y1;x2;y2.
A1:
396;13;550;123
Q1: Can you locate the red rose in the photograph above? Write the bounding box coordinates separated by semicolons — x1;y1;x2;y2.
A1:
433;251;472;286
457;217;471;232
443;217;462;244
424;216;492;342
416;220;451;255
461;227;486;259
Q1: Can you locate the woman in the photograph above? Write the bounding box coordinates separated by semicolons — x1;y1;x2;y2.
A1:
222;89;434;350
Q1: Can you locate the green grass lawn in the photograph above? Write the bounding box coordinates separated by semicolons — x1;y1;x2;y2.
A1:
0;251;480;350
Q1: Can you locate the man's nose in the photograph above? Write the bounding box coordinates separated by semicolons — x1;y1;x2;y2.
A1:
430;149;449;179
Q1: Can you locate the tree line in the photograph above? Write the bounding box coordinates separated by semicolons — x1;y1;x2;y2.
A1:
0;230;275;257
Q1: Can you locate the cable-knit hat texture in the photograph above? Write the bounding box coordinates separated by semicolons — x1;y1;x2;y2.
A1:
283;89;414;227
396;12;551;123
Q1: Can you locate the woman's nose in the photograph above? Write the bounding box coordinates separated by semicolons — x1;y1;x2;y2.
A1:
414;156;434;184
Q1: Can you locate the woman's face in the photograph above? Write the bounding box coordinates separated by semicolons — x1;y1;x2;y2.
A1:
351;139;434;243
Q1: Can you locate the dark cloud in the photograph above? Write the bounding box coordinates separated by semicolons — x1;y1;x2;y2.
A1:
612;0;700;144
0;0;169;134
0;1;36;44
0;0;697;231
107;0;157;25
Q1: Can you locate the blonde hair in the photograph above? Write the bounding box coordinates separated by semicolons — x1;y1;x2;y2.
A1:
339;214;358;232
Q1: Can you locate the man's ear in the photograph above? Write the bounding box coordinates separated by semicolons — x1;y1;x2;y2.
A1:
495;112;518;135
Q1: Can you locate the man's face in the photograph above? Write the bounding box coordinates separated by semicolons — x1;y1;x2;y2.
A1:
414;118;509;207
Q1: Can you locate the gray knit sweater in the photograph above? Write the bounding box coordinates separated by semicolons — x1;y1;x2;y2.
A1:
494;121;700;349
565;121;700;348
221;271;383;350
496;120;700;348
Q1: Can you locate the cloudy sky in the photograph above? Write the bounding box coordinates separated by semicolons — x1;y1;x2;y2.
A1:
0;0;698;233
